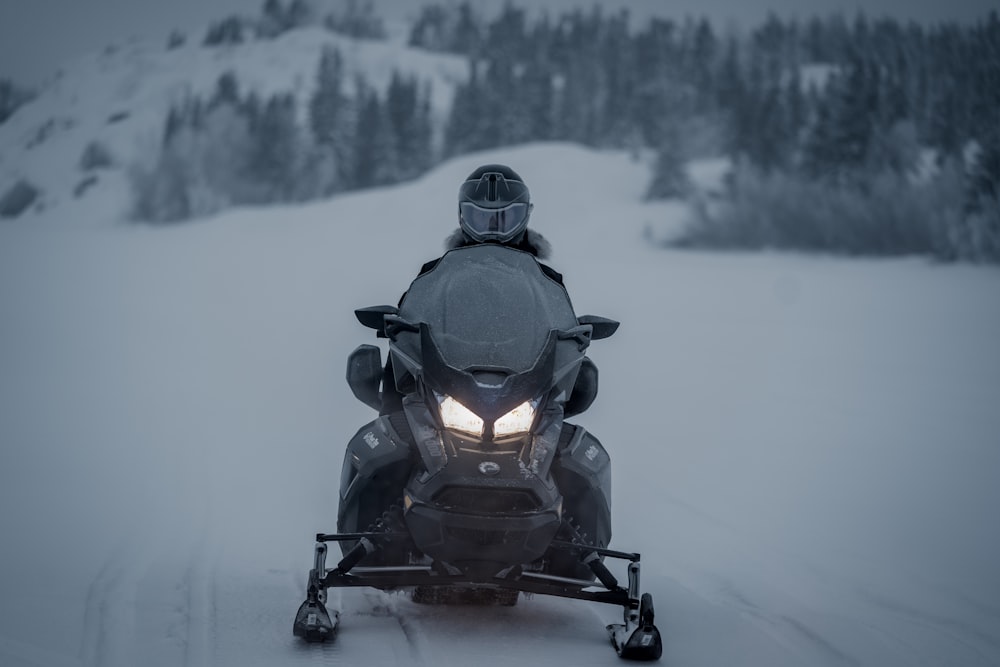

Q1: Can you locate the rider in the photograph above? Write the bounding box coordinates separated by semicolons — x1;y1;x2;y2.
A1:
379;163;596;415
417;163;561;284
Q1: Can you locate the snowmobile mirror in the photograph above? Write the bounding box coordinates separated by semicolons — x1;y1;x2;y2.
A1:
355;305;399;338
578;315;620;340
383;315;420;342
559;325;595;351
346;344;383;411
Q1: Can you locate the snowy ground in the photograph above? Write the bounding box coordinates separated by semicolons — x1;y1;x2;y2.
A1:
2;143;999;666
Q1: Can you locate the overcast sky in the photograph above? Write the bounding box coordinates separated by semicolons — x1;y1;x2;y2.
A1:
1;0;996;86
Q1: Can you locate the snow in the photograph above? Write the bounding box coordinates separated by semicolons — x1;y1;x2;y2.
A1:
1;141;999;666
2;14;1000;665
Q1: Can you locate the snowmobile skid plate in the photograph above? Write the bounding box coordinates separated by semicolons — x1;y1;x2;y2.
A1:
293;532;664;660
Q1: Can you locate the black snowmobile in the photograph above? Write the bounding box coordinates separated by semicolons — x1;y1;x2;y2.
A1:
293;244;663;660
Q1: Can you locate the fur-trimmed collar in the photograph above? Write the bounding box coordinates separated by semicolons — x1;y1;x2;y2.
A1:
444;228;552;260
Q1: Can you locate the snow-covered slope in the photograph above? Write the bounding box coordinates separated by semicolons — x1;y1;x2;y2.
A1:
0;26;467;225
2;142;999;666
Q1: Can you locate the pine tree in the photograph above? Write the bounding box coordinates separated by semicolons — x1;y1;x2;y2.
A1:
210;72;241;110
521;62;554;142
691;18;718;113
352;80;394;188
800;89;838;181
449;2;482;54
286;0;313;29
409;83;435;176
408;4;448;50
966;130;1000;216
385;71;419;179
247;93;300;201
802;57;876;184
204;16;245;46
308;46;349;194
258;0;282;38
444;61;484;157
485;3;527;62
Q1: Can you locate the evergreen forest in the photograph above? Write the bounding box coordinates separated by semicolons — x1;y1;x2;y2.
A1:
130;1;1000;262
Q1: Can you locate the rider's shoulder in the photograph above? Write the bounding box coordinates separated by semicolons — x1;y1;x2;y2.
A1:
421;230;563;287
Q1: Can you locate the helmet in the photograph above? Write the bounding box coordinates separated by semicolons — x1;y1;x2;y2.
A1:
457;164;532;244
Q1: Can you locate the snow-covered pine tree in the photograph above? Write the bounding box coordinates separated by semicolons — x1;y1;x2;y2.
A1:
308;46;349;195
247;93;300;202
351;79;394;188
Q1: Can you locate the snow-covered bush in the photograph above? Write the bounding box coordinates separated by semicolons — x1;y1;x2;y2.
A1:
203;16;248;46
0;180;41;218
258;0;316;39
645;128;692;200
129;55;435;223
130;99;263;222
324;0;385;40
166;30;186;50
0;78;35;126
79;141;115;171
674;160;979;261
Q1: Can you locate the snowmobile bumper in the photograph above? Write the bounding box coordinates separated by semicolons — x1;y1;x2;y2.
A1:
403;500;562;576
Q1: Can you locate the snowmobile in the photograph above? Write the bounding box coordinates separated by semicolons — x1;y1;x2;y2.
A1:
293;244;663;660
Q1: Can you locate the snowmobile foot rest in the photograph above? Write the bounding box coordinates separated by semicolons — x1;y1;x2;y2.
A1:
293;598;339;643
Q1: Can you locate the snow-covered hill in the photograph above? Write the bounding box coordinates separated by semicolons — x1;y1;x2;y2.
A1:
2;142;999;666
0;25;467;225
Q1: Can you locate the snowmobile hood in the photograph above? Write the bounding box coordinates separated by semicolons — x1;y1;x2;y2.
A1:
390;245;585;419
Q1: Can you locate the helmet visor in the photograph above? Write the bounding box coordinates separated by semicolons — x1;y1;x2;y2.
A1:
459;202;531;242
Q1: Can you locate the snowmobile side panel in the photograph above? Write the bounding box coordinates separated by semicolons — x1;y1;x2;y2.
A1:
346;344;383;411
336;415;415;554
551;424;612;546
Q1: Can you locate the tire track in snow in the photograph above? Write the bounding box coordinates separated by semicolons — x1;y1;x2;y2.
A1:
283;564;342;666
80;538;146;667
80;527;222;667
859;588;1000;658
360;589;429;667
288;584;430;666
713;580;861;666
182;538;217;667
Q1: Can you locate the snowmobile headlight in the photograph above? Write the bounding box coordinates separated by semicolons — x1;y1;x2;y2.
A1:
437;394;485;438
493;400;537;438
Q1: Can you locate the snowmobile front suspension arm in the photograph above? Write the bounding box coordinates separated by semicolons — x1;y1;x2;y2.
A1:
309;533;644;610
298;536;663;659
313;533;638;557
549;539;641;563
316;564;635;607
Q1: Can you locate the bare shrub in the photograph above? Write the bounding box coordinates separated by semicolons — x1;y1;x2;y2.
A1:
676;161;979;261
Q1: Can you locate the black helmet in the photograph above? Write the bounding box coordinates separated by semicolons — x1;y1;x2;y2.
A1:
457;164;532;243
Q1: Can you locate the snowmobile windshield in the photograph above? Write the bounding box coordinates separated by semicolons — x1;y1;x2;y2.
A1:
396;245;578;375
459;202;531;243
